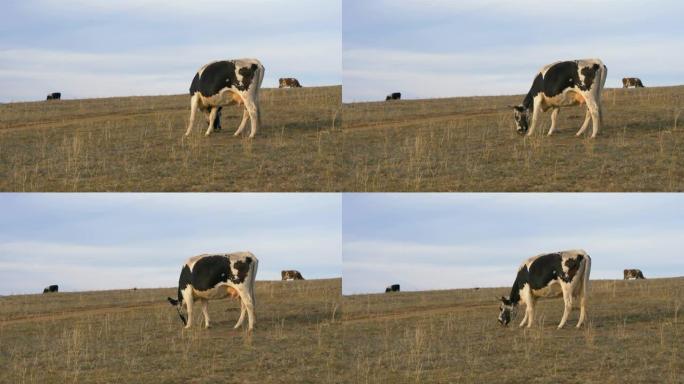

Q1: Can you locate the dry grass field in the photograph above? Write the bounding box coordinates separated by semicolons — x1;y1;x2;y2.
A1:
0;278;341;384
342;86;684;191
341;277;683;384
0;86;341;191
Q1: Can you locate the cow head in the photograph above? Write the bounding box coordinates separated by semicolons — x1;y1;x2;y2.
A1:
498;296;516;326
167;297;187;326
510;105;530;134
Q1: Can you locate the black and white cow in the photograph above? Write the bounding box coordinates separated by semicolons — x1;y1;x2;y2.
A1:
43;284;59;293
623;269;645;280
385;92;401;101
167;252;258;331
46;92;61;100
385;284;400;293
511;59;607;138
622;77;644;88
281;270;305;280
498;250;591;329
185;59;265;138
278;78;302;88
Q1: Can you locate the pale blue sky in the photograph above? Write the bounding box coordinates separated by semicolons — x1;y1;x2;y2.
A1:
343;0;684;102
343;194;684;295
0;0;341;102
0;194;341;295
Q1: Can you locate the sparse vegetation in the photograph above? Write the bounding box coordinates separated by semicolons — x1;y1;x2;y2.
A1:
0;279;341;383
342;86;684;191
0;86;342;191
340;277;683;383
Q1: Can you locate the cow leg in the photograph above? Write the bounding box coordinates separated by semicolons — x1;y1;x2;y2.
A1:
205;107;219;136
519;306;529;328
587;100;601;139
234;300;247;329
185;94;200;136
245;99;259;139
558;287;573;329
234;108;250;137
200;299;211;329
576;108;592;137
577;293;587;328
525;299;536;328
181;289;194;328
237;289;257;331
214;107;222;131
547;108;560;136
526;100;541;136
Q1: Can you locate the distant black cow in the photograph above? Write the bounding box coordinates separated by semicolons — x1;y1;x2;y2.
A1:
622;77;644;88
385;92;401;101
278;78;302;88
43;285;59;293
281;270;305;280
46;92;61;100
624;269;645;280
385;284;400;293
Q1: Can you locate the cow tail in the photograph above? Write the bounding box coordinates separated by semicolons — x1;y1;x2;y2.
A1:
582;254;592;299
250;257;259;306
255;63;265;128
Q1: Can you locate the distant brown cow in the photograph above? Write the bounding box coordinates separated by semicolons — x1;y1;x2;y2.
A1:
279;78;302;88
624;269;645;280
281;270;305;280
622;78;644;88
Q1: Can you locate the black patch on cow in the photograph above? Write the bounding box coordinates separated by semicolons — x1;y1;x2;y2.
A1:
231;257;253;284
176;265;192;305
190;61;256;97
563;255;583;281
580;64;599;90
237;64;258;91
190;255;231;290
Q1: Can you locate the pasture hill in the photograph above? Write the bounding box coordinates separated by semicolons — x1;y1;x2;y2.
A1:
0;86;342;192
341;277;683;383
0;278;341;384
342;85;684;192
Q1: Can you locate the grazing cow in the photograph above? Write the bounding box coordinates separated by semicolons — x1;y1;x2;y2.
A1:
498;249;591;329
278;78;302;88
185;59;265;138
385;284;400;293
167;252;258;331
385;92;401;101
43;285;59;293
622;77;644;88
511;59;607;138
281;270;305;280
46;92;61;100
624;269;645;280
